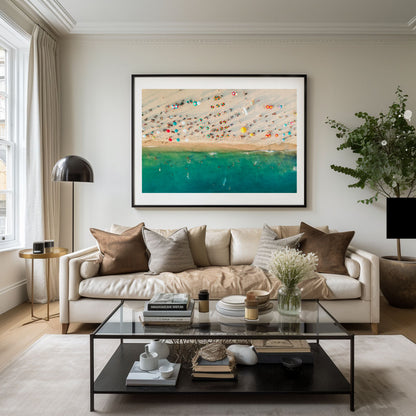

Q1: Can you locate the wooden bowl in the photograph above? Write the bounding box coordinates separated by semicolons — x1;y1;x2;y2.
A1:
246;290;270;304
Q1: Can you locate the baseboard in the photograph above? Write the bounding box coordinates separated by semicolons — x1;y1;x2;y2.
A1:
0;280;28;314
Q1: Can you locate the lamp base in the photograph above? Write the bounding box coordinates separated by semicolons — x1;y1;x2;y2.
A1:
380;256;416;308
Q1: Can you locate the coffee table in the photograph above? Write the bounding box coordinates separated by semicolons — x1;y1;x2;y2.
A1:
90;300;354;412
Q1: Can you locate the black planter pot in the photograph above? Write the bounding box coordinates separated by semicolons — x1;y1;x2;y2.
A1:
380;256;416;308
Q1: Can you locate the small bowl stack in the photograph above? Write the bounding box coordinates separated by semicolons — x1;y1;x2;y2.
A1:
246;290;273;314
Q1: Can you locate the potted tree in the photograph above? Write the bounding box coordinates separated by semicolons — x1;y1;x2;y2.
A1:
326;86;416;308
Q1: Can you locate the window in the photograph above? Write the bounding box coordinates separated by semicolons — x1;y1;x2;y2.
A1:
0;19;29;249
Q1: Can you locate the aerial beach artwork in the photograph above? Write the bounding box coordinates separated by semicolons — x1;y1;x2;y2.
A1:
132;75;306;206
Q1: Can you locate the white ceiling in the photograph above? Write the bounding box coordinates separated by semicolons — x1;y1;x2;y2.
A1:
14;0;416;36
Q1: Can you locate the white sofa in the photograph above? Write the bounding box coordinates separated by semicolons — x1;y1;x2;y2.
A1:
59;226;380;334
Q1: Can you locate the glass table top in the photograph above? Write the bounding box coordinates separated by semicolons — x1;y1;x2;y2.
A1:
94;300;349;339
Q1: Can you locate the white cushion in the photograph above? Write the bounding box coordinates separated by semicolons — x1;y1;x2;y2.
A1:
205;229;231;266
345;257;360;279
230;228;262;265
322;273;361;299
80;259;100;279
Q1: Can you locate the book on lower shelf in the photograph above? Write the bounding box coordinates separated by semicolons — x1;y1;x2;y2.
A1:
126;359;181;386
147;293;191;311
252;339;311;353
192;371;237;380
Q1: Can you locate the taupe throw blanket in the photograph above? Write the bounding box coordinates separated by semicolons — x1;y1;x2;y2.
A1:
155;265;334;300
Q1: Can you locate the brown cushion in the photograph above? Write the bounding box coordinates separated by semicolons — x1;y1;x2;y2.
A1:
90;223;148;275
299;222;354;275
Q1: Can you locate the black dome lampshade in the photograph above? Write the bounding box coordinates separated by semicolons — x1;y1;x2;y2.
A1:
51;155;94;183
51;155;94;252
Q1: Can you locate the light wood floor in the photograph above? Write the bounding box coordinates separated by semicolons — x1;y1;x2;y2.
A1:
0;296;415;372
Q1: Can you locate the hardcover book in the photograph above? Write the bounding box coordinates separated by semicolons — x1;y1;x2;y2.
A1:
192;371;237;380
252;339;311;353
143;300;195;317
192;356;235;373
148;293;191;311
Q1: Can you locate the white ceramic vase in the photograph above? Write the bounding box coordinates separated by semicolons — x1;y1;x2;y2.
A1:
226;344;258;365
148;339;170;359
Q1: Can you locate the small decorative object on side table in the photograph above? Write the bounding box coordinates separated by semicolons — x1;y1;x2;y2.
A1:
269;247;318;316
19;247;68;323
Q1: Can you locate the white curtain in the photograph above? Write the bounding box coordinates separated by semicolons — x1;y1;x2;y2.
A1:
25;25;60;302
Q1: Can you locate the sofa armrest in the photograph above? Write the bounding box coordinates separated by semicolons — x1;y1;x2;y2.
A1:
59;246;100;324
346;245;380;323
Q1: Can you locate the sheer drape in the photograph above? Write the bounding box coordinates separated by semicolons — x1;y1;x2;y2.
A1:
25;25;60;302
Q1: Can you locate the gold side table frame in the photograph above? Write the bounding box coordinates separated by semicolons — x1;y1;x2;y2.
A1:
19;247;68;323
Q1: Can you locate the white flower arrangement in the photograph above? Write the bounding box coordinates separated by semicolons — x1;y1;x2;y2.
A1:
269;247;318;288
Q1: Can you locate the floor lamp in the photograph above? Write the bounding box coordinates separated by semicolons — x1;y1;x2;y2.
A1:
51;155;94;252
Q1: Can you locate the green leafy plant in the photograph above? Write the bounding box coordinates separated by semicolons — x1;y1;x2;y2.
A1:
326;87;416;259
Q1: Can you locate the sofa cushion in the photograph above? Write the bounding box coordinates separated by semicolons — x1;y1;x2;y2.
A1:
80;259;101;279
90;223;148;275
111;224;210;267
321;273;361;299
345;257;360;279
299;222;354;275
206;229;231;266
230;228;263;265
252;225;303;270
143;227;196;274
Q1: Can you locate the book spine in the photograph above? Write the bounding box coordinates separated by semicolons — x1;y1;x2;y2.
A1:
142;316;191;322
148;304;188;311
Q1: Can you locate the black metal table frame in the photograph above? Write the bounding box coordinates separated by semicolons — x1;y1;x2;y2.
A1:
90;300;355;412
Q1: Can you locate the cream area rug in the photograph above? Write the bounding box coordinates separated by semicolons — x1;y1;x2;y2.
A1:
0;334;415;416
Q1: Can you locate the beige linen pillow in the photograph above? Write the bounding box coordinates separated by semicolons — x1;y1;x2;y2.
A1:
111;224;210;267
90;222;148;275
80;259;101;279
205;229;231;266
252;224;304;270
142;227;196;274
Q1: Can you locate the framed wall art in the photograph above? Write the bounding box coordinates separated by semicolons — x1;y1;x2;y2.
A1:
131;74;306;207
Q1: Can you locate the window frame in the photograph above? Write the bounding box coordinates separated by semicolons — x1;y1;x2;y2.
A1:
0;19;29;251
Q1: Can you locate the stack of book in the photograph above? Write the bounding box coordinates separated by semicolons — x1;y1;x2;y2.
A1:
252;339;313;364
142;293;194;325
192;354;237;380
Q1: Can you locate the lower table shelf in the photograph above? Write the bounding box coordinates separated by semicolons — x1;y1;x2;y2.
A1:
93;342;350;396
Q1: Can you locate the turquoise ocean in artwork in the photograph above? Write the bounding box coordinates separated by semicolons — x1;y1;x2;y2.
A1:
142;148;297;193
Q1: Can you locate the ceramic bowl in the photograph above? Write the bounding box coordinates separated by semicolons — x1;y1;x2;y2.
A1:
246;290;270;304
281;356;303;370
159;365;174;379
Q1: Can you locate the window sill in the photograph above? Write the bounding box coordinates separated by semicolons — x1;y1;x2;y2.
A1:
0;243;24;253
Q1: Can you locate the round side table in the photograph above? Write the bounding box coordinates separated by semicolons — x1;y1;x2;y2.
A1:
19;247;68;323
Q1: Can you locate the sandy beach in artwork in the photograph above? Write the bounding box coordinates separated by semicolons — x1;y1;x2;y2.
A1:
141;88;298;152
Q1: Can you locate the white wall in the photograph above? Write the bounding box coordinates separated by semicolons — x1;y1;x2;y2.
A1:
59;36;416;257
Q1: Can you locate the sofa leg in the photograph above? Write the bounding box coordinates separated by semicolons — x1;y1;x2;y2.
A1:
61;323;69;334
371;323;379;335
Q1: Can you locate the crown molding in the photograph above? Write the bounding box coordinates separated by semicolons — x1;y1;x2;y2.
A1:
69;21;416;37
11;0;75;35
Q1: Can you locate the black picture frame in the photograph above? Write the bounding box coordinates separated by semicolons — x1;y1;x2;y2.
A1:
131;74;307;207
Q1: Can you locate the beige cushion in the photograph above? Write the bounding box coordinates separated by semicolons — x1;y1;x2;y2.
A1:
230;228;262;265
345;257;360;279
187;225;210;267
80;259;101;279
206;229;231;266
90;223;148;275
143;227;196;273
322;273;361;299
111;224;210;267
252;225;303;270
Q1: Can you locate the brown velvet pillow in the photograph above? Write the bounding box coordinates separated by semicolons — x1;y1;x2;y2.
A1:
299;222;354;275
90;222;148;275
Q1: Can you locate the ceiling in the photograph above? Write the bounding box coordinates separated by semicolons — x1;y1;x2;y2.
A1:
13;0;416;37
